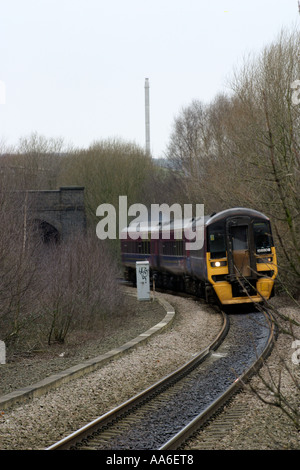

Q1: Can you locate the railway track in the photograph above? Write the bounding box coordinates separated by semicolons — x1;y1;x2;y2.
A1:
47;305;275;451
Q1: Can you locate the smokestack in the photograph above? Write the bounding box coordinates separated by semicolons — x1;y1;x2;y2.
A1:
145;78;150;155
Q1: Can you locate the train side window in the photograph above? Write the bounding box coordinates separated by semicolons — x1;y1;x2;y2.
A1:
176;240;182;256
142;241;150;254
162;241;177;255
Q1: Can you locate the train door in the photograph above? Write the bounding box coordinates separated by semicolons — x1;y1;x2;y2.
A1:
226;217;256;280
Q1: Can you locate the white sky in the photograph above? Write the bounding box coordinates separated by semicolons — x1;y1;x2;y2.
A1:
0;0;299;158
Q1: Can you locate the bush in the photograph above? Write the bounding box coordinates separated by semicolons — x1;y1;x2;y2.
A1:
0;220;124;351
36;233;123;345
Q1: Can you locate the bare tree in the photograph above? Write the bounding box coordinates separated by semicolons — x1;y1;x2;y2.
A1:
0;132;67;191
226;29;300;285
35;231;124;345
166;100;214;203
0;189;41;346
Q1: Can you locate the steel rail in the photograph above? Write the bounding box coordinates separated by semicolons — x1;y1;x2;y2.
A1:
46;309;229;450
159;309;276;450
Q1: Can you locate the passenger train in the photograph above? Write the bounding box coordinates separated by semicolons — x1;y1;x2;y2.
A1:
120;208;277;305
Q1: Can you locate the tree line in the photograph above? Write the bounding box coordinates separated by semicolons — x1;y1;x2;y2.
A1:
166;29;300;293
0;136;159;350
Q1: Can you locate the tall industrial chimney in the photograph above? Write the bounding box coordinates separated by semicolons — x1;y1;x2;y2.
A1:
145;78;150;155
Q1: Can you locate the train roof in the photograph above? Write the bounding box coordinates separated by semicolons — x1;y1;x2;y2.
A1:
120;207;270;237
205;207;270;226
159;207;269;230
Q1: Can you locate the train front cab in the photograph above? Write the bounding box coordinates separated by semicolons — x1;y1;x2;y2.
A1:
206;213;277;305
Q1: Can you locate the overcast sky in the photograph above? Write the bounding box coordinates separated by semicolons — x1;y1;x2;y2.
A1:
0;0;299;158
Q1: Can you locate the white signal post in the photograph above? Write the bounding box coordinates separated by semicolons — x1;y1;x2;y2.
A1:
136;261;150;301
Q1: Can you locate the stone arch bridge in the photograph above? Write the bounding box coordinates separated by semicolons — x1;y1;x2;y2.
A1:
16;186;86;243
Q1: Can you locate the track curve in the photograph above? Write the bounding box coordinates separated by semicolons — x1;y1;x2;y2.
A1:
47;306;275;450
161;308;275;449
46;309;229;450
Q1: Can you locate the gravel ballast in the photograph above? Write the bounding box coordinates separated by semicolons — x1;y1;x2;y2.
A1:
185;297;300;450
0;289;299;450
0;290;221;450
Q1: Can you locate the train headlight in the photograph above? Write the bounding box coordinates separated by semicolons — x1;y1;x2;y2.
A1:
257;257;273;264
210;260;227;267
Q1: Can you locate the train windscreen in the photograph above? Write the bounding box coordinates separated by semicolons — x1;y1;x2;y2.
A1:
231;225;248;251
208;224;226;259
253;221;272;254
